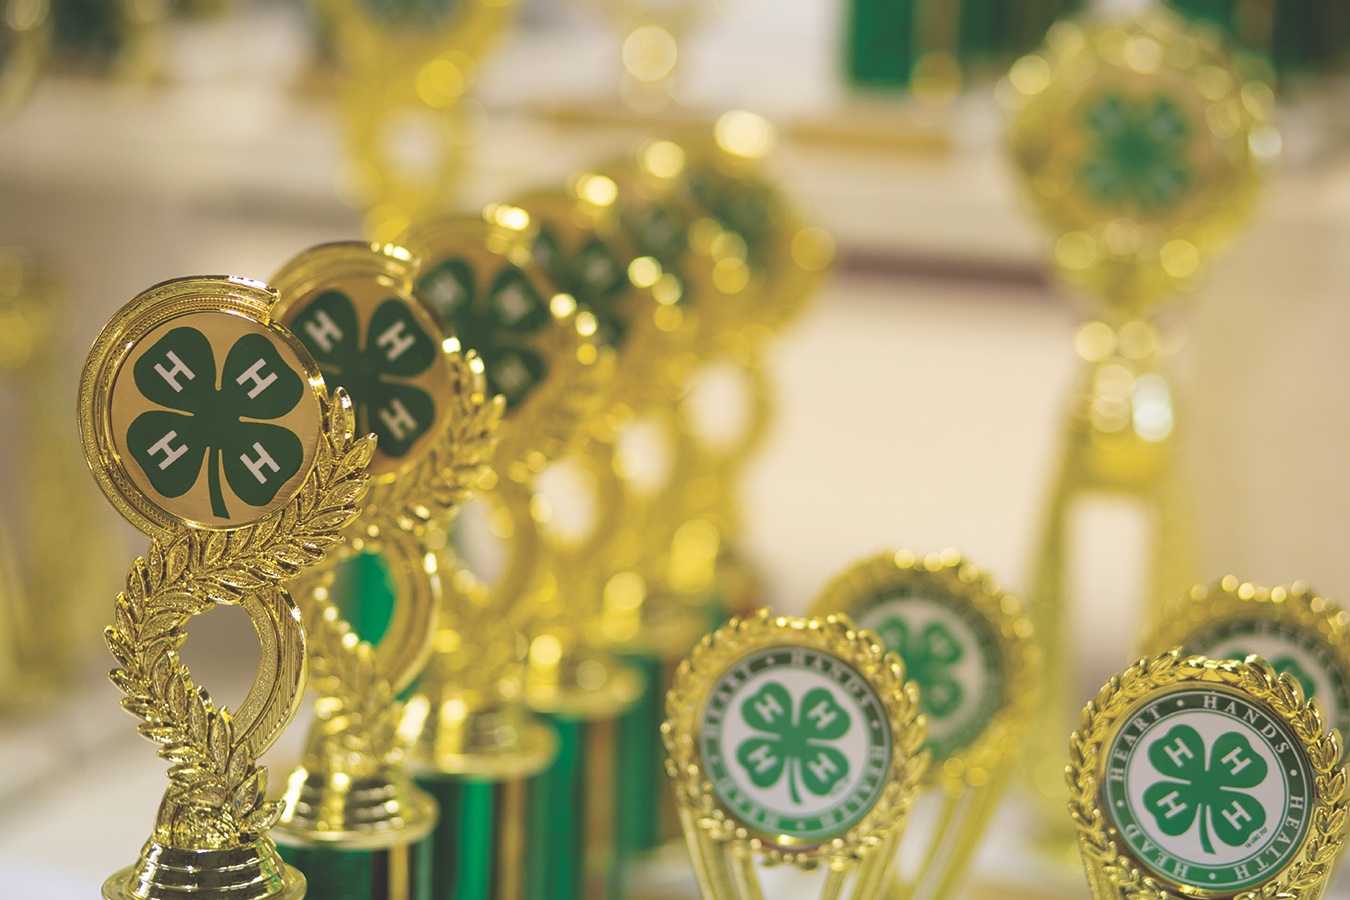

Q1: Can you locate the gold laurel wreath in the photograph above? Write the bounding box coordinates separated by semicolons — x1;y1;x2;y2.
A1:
105;388;375;851
662;609;930;871
302;349;502;768
1068;650;1349;900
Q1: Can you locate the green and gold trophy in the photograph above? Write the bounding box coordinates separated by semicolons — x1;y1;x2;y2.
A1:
811;550;1037;900
602;116;834;855
1068;650;1347;899
511;176;693;899
267;241;500;899
79;275;376;899
322;0;518;243
1144;578;1350;757
663;609;928;900
396;205;604;898
1001;9;1280;832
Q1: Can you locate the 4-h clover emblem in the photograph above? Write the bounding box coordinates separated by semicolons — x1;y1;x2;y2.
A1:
532;223;631;351
415;257;552;409
101;301;324;532
875;618;964;720
1144;725;1267;854
1079;92;1193;215
285;287;442;474
735;681;852;803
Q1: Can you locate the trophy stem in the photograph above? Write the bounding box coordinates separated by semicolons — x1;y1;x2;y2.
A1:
1023;348;1196;853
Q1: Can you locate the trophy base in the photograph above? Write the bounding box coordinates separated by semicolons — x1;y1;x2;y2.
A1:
406;704;560;780
274;766;439;849
526;649;644;719
102;840;305;900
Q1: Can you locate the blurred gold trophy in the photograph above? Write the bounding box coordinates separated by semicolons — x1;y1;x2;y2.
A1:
1069;650;1346;899
268;241;500;900
322;0;518;243
511;176;695;898
1145;577;1350;761
396;205;605;897
79;275;375;900
812;550;1038;900
0;0;48;118
663;609;928;900
0;250;119;705
599;113;834;854
1001;9;1279;837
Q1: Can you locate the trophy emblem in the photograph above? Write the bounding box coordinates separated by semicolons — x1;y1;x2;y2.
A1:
1069;651;1347;899
79;275;376;900
664;609;928;899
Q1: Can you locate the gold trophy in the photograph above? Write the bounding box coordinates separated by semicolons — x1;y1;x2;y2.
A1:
395;205;605;897
1144;577;1350;759
322;0;518;243
663;609;928;900
510;176;694;898
811;550;1038;900
0;250;120;705
1069;650;1347;899
78;275;376;900
267;241;501;900
1001;9;1280;832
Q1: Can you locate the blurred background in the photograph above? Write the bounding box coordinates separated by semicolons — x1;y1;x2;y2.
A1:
1;0;1349;896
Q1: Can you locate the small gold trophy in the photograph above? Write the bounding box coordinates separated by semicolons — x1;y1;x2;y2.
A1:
1144;578;1350;758
1001;9;1280;830
663;609;929;900
0;250;120;704
267;241;501;900
79;275;376;900
1069;650;1347;899
396;205;604;896
811;550;1038;900
322;0;518;243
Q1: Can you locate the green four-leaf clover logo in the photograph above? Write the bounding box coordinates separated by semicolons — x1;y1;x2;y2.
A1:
875;618;964;719
1080;92;1192;214
126;327;305;520
288;290;437;461
532;224;630;350
1144;725;1268;854
415;258;551;409
734;681;852;804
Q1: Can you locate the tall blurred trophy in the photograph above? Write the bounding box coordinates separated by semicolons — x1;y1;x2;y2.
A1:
322;0;518;242
1001;9;1278;836
663;609;928;900
79;275;375;900
267;241;500;900
397;205;605;897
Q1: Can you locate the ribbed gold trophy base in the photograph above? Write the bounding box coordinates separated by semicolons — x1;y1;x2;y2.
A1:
276;767;439;849
102;841;306;900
